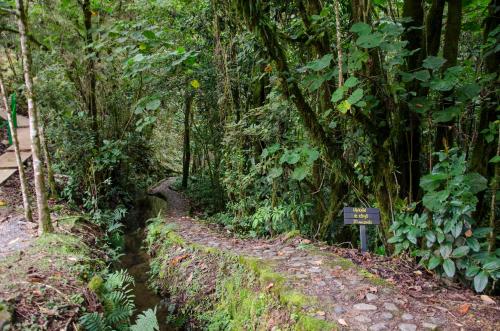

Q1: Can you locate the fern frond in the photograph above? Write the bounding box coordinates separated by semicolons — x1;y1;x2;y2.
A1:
79;312;110;331
131;308;159;331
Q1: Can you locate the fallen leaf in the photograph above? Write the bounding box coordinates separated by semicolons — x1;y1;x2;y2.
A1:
315;310;325;316
413;270;422;276
266;283;274;291
369;287;378;293
457;303;470;315
170;254;190;266
338;318;348;326
302;239;311;244
277;251;284;256
480;295;495;305
312;260;323;265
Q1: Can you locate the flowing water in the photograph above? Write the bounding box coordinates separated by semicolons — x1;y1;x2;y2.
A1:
121;196;181;331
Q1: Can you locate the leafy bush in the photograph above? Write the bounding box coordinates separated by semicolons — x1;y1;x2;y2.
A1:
389;149;499;292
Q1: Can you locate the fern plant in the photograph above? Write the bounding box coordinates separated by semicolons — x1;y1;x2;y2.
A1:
131;308;160;331
80;270;134;330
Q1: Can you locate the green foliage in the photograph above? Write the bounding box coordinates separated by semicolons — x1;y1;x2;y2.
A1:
80;270;159;331
389;149;499;292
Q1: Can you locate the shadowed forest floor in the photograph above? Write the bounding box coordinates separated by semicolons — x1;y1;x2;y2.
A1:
150;178;500;331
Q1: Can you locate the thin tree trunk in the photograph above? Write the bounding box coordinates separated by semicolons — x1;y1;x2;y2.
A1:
334;0;344;87
15;0;53;233
182;91;194;189
0;74;33;222
40;124;57;198
81;0;98;138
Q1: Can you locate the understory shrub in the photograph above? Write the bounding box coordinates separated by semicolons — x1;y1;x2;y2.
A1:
389;149;499;292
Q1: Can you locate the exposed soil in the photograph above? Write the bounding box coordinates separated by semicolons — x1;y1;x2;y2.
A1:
150;178;500;331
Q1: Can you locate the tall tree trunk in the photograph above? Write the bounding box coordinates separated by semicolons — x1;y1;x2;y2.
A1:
182;91;194;189
0;74;33;223
15;0;53;233
425;0;446;57
81;0;98;138
470;0;499;223
435;0;462;151
40;124;57;198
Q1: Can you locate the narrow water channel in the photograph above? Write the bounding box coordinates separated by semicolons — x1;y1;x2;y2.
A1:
120;196;181;331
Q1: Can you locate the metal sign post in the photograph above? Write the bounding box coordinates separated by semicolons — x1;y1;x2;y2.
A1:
343;207;380;253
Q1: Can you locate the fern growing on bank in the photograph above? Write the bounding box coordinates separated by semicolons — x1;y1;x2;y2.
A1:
79;270;159;331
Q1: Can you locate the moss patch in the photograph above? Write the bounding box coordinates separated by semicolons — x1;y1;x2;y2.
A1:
146;217;337;330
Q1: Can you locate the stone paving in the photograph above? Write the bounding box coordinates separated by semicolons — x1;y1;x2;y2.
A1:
150;179;500;330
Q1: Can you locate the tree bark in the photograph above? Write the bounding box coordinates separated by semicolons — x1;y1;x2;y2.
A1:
0;74;33;223
40;124;57;198
81;0;98;138
15;0;53;233
425;0;446;57
435;0;462;151
182;90;194;189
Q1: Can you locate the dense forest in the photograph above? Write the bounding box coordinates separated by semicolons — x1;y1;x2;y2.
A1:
0;0;499;329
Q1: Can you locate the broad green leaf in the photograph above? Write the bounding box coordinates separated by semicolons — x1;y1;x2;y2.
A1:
423;190;449;211
145;99;161;111
331;86;346;103
464;173;487;194
414;70;430;82
465;265;480;277
474;272;488;292
433;106;461;123
489;155;500;163
142;30;156;39
440;245;452;259
428;255;441;270
451;246;470;258
483;260;500;271
423;56;446;70
306;54;334;71
344;76;359;88
307;75;327;91
350;22;372;35
305;149;320;163
356;33;383;48
443;259;456;277
466;237;480;252
420;173;448;191
347;88;364;105
280;152;300;165
429;78;454;91
268;167;283;179
451;222;463;238
291;166;308;181
425;231;436;244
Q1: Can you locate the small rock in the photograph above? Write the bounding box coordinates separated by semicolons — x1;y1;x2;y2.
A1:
383;302;399;311
366;293;379;302
355;315;372;323
380;312;393;320
354;303;378;311
309;267;322;273
402;313;414;321
369;323;388;331
422;322;438;330
334;306;345;314
398;323;417;331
